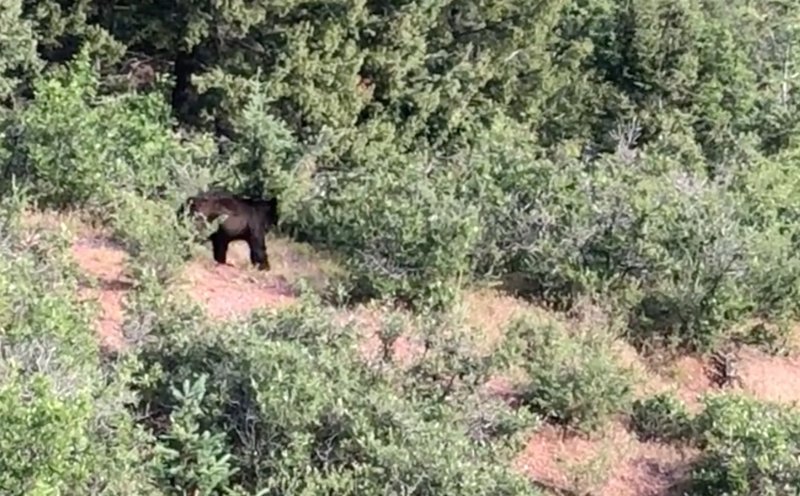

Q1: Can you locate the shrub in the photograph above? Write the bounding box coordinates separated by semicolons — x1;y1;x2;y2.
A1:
500;316;634;432
0;0;41;103
456;119;800;351
455;120;595;306
630;392;692;442
465;134;800;351
624;153;800;351
108;190;196;285
300;154;482;309
129;291;539;494
728;152;800;321
622;166;751;350
9;48;219;211
152;374;240;495
377;311;539;436
383;313;496;401
690;394;800;495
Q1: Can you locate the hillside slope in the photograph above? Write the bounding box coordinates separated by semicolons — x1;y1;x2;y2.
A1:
30;211;800;496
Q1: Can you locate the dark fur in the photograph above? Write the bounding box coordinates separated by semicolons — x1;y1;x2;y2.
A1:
178;190;279;270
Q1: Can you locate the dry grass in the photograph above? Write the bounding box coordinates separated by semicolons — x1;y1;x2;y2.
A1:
216;235;346;293
454;287;549;353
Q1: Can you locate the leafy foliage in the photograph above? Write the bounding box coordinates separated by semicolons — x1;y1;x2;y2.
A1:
0;0;41;102
130;291;539;495
7;49;218;210
691;394;800;495
630;392;692;442
627;391;800;495
4;0;800;492
500;316;634;432
302;155;482;308
0;191;160;495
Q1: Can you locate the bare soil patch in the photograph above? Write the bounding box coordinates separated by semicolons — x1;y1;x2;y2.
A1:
69;234;307;350
515;422;698;496
179;258;296;320
71;236;132;351
735;346;800;405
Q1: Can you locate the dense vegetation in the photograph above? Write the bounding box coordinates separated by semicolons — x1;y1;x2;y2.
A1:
4;0;800;493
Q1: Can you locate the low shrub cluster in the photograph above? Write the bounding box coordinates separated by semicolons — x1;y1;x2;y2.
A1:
4;52;219;212
499;315;635;432
630;390;800;496
127;288;539;494
298;156;482;309
691;394;800;495
446;126;800;351
630;393;693;442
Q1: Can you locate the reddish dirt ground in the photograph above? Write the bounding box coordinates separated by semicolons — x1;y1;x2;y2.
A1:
70;235;298;349
61;225;800;496
515;422;698;496
180;259;296;319
71;236;132;351
735;347;800;405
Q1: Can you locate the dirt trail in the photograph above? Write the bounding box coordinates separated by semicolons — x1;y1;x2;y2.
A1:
71;235;298;350
72;236;132;351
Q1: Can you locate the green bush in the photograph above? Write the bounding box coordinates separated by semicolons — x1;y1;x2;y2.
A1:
361;309;540;446
0;0;41;103
690;394;800;495
622;152;800;351
621;165;750;350
129;290;538;495
9;49;219;210
152;374;241;495
452;116;592;303
300;154;482;309
500;316;634;432
109;190;196;285
462;129;800;351
728;151;800;320
630;392;692;442
443;115;800;351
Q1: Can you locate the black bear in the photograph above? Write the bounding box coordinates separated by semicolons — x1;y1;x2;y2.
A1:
178;189;279;270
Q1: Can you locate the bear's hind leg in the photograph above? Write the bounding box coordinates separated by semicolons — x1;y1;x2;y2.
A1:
247;232;269;271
